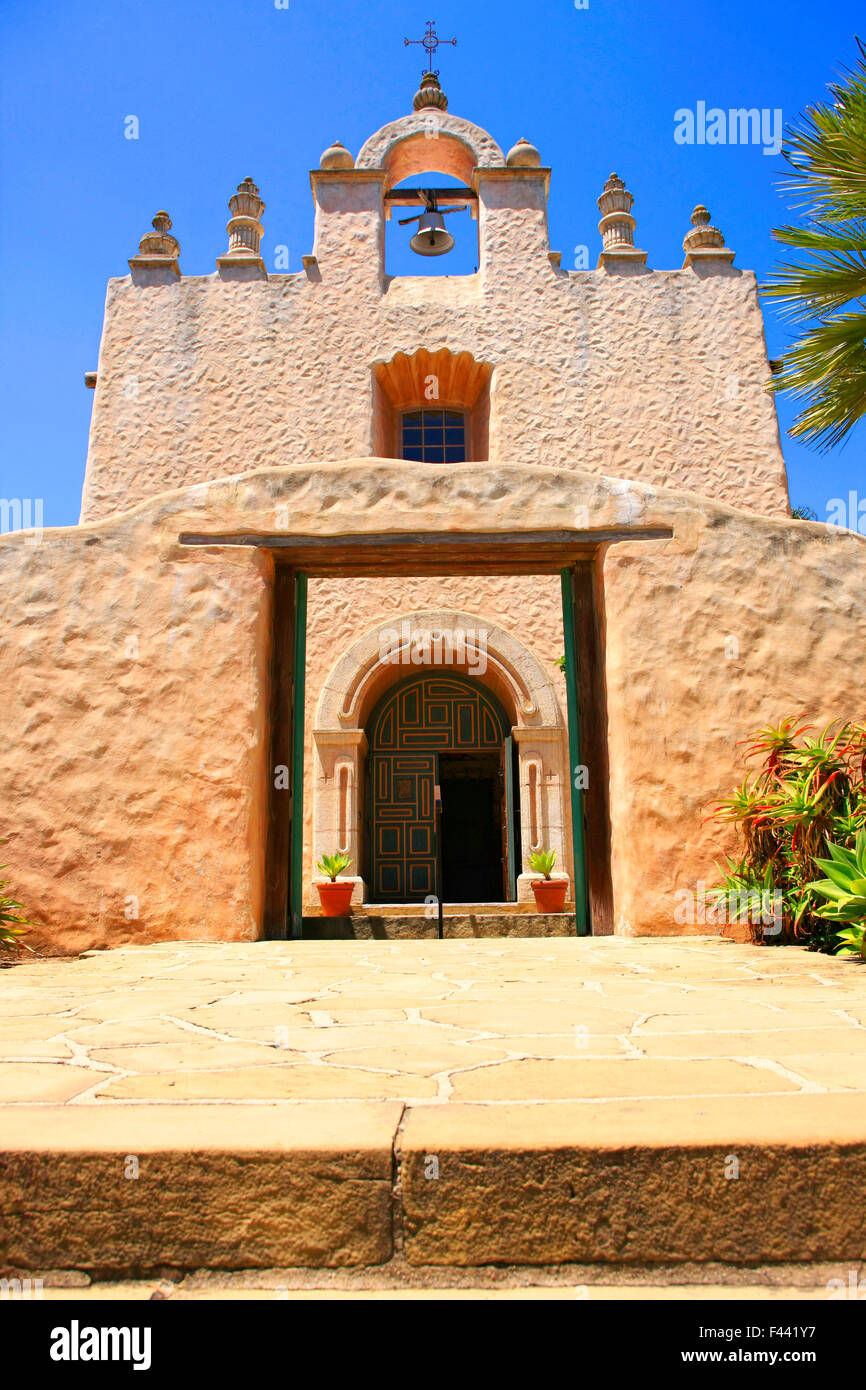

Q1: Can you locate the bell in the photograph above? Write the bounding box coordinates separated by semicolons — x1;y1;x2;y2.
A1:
409;210;455;257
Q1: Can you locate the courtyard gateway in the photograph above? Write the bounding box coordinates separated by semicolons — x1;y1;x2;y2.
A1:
0;69;863;952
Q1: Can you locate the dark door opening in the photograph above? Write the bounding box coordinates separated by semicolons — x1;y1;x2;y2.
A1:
439;752;504;902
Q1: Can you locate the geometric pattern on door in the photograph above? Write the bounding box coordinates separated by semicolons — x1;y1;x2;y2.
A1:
367;674;509;902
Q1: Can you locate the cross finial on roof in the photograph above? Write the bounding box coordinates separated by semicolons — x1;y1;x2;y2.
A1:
404;19;456;77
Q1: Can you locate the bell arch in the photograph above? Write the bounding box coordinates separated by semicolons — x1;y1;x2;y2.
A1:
356;112;505;189
313;610;569;905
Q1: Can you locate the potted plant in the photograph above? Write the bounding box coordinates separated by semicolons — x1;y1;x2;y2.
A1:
528;849;569;912
315;852;354;917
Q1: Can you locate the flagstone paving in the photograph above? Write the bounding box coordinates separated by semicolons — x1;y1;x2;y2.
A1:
2;936;866;1276
1;936;865;1107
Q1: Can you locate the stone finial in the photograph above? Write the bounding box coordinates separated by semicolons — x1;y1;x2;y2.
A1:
217;177;266;272
506;137;541;168
413;71;448;112
128;211;181;277
319;141;355;171
596;173;647;268
682;204;735;269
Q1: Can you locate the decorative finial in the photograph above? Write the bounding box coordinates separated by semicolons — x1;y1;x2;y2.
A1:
320;140;355;170
682;204;735;269
412;70;448;112
217;177;266;271
596;173;647;269
506;137;541;168
404;19;456;78
128;210;181;277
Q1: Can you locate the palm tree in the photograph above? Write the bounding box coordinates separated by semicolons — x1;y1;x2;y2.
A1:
764;39;866;450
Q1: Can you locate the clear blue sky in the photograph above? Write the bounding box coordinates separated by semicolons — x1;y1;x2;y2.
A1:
1;0;863;526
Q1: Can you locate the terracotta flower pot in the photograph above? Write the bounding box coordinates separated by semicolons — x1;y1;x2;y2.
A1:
316;880;354;917
530;877;568;913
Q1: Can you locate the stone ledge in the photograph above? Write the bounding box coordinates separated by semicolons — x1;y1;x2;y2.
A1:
0;1103;401;1273
302;913;577;939
399;1097;866;1267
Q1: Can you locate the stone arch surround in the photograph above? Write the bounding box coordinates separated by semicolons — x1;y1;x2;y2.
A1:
313;609;569;905
356;112;505;188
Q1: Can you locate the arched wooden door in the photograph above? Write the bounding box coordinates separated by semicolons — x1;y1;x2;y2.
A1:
366;673;516;903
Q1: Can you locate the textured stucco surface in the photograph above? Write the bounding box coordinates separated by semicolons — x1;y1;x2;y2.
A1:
0;460;862;954
304;577;568;901
80;191;789;523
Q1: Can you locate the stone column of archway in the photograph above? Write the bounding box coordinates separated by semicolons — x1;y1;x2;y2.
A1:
313;610;568;906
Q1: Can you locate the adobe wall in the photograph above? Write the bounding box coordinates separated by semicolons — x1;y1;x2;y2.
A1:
80;255;789;523
1;460;860;955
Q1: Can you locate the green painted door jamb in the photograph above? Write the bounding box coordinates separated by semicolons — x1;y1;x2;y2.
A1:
289;571;308;940
560;568;589;936
504;733;517;900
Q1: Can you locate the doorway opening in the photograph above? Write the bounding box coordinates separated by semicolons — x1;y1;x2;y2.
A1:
365;670;516;904
439;751;504;902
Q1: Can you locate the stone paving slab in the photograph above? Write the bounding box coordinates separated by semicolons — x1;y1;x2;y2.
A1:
1;937;865;1272
0;1103;400;1270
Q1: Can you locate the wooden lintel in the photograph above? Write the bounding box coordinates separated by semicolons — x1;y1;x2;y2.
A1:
178;527;674;576
384;187;476;206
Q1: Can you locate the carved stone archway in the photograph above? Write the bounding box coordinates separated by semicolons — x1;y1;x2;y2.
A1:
313;610;569;905
356;111;505;188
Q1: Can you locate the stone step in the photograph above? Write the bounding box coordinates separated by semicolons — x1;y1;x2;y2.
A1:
2;1098;864;1277
303;912;577;939
305;901;573;917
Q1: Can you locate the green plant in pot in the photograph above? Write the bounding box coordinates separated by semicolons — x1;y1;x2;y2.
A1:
315;851;354;918
807;830;866;960
528;848;568;913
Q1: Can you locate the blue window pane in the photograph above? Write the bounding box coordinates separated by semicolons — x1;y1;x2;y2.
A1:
401;409;467;462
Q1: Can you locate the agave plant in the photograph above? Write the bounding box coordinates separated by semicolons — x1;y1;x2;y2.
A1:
807;831;866;958
0;868;33;957
709;776;782;870
706;858;779;942
708;716;866;951
528;849;557;879
741;717;809;776
316;852;352;882
771;769;843;862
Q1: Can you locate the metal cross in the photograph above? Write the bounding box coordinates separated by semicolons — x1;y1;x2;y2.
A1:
404;19;456;76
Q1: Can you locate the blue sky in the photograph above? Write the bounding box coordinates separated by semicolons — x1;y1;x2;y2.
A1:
1;0;863;526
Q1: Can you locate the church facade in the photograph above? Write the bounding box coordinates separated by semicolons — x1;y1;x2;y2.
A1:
2;72;864;954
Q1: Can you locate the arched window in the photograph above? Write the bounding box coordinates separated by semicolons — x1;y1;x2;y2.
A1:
373;348;491;461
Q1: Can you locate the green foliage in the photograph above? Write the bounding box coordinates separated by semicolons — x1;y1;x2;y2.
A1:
528;848;557;879
315;851;351;882
763;40;866;450
808;831;866;958
0;865;33;956
708;718;866;949
790;504;818;520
